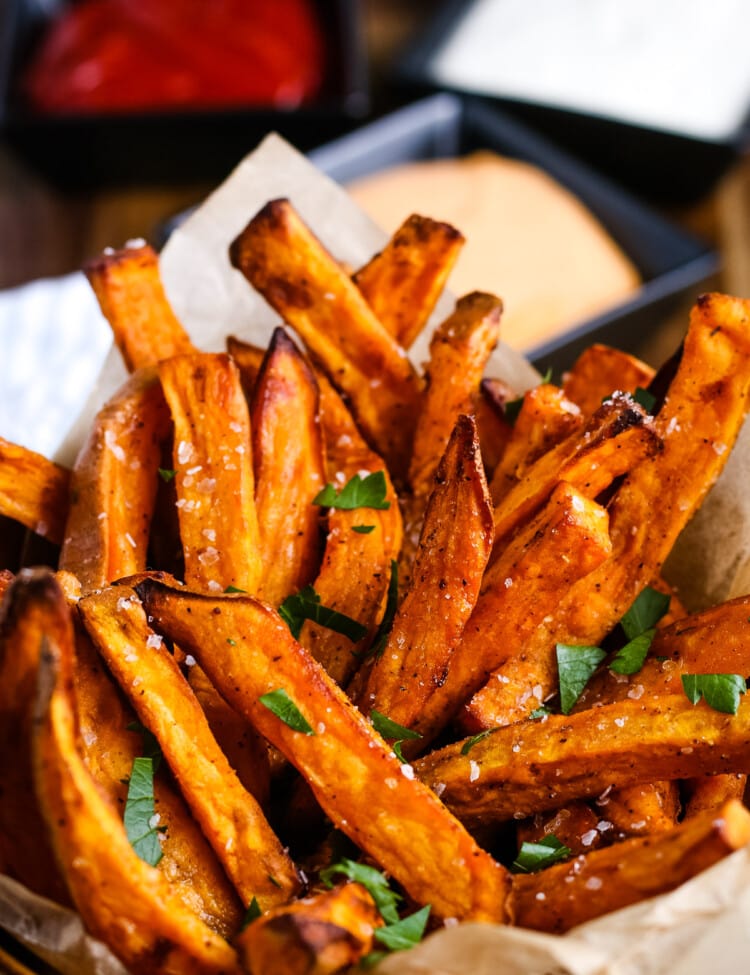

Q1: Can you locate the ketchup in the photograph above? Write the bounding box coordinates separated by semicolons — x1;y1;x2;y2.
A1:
24;0;324;114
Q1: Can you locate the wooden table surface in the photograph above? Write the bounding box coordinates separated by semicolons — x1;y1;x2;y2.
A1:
1;0;749;368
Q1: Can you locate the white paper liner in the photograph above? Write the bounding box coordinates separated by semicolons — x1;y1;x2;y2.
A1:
3;132;750;975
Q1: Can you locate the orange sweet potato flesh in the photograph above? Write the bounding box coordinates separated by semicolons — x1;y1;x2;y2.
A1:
684;774;746;818
491;393;658;550
158;352;263;596
415;693;750;828
512;800;750;933
79;585;300;910
229;199;423;479
352;213;464;349
250;328;325;606
596;782;680;839
135;578;511;923
0;571;71;904
85;243;195;372
236;882;381;975
299;371;401;686
444;482;611;730
409;292;502;498
353;415;493;753
517;801;603;856
60;367;170;592
489;384;582;506
0;438;70;544
476;377;515;475
31;573;241;975
562;343;655;418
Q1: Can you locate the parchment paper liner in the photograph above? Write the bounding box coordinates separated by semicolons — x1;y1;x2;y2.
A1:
4;133;750;975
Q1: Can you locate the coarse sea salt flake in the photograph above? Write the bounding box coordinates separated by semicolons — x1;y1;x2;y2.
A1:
146;634;163;649
469;760;480;782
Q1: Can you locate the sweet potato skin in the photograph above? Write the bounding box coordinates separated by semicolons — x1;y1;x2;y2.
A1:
562;344;655;418
136;578;511;923
512;800;750;933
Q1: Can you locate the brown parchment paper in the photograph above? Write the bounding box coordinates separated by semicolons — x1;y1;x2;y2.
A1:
5;133;750;975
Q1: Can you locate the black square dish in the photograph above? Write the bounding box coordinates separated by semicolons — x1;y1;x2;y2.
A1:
307;94;718;373
0;0;368;188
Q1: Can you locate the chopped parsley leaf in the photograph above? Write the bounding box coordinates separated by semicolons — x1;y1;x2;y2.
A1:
258;689;315;735
313;471;390;511
278;585;367;642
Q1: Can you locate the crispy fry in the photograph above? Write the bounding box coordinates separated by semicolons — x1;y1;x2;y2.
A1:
31;573;241;975
229;199;423;477
159;352;263;595
0;571;71;904
409;293;502;497
300;371;401;685
597;782;680;838
227;335;265;399
512;800;750;933
85;243;196;372
352;214;464;349
236;883;380;975
684;774;747;818
79;585;300;910
492;394;658;549
250;328;325;605
562;344;655;418
488;385;582;505
59;367;170;591
135;578;511;923
416;694;750;828
0;438;70;544
446;482;611;732
353;416;493;753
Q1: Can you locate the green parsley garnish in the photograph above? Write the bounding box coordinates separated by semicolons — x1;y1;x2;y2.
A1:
123;756;163;867
681;674;747;714
224;585;247;594
158;467;176;482
621;586;670;640
320;859;401;924
529;706;551;720
352;525;375;534
226;638;237;646
512;835;572;873
633;386;657;412
460;728;496;754
258;689;315;735
370;709;422;762
609;628;656;676
373;904;431;951
239;897;262;931
278;585;368;642
556;644;606;714
313;472;390;511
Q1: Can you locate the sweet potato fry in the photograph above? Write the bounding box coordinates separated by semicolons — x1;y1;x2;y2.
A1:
229;199;422;477
491;393;658;549
227;335;265;399
71;591;245;937
684;774;747;818
135;578;511;923
0;571;71;904
0;438;70;544
409;293;502;498
597;782;680;838
158;352;262;595
352;213;464;349
250;328;325;605
85;242;196;372
512;800;750;933
353;416;493;753
236;882;380;975
488;385;582;505
300;371;401;685
79;585;300;909
59;367;170;591
31;575;241;975
562;344;655;418
445;482;611;732
415;694;750;828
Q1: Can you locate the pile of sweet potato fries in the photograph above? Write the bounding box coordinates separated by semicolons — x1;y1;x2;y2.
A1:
3;198;750;975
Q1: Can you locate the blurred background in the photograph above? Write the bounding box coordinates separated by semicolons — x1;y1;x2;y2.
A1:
2;0;750;367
